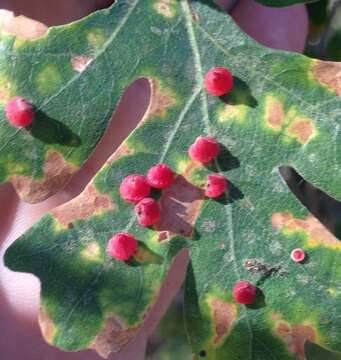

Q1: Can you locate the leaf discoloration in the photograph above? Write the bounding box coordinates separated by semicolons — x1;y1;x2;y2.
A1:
155;175;204;237
145;79;177;119
209;298;237;346
36;65;63;95
10;151;78;204
87;28;106;48
287;118;315;144
51;184;115;228
153;0;177;18
265;96;285;131
3;1;341;357
312;60;341;96
272;212;341;249
38;307;57;344
0;10;48;41
71;56;93;73
108;143;132;164
91;316;138;358
274;320;316;359
218;104;248;123
81;242;102;262
0;75;14;104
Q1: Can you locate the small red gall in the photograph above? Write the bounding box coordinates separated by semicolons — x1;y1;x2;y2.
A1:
232;280;257;305
290;248;306;263
147;163;175;189
135;197;161;226
205;174;227;198
119;174;151;204
204;67;233;96
107;232;137;261
188;136;220;163
5;96;34;128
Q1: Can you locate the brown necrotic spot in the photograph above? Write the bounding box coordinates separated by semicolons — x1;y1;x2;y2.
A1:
154;0;176;18
144;79;177;120
38;307;56;344
287;118;315;144
155;175;204;237
312;60;341;96
0;10;48;40
265;96;284;131
91;316;138;358
274;320;316;359
10;151;78;203
158;231;169;242
51;183;115;228
209;298;237;346
272;212;341;249
71;56;93;73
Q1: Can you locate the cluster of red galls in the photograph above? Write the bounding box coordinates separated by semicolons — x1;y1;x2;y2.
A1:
3;67;306;305
108;135;228;261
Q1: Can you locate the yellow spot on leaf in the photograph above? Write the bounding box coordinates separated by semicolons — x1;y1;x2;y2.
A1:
326;288;339;298
218;104;248;123
0;75;14;104
81;242;102;262
87;28;106;48
271;212;341;249
36;65;62;95
153;0;177;18
2;153;28;175
175;158;190;174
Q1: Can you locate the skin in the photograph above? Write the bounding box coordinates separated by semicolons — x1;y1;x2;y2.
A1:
0;1;308;359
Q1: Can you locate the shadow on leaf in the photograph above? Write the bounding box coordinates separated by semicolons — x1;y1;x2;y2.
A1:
29;110;81;147
213;181;244;206
220;77;258;108
246;288;266;310
207;144;240;172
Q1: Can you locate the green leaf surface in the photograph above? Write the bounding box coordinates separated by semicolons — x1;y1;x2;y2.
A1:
4;1;341;359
